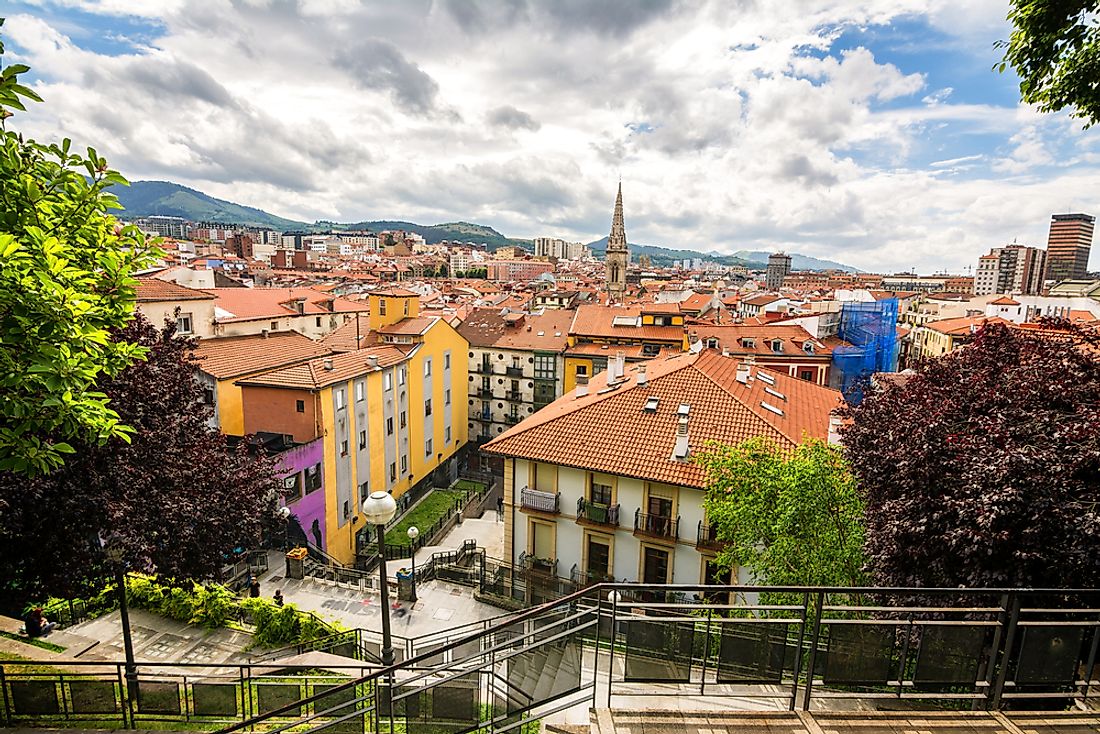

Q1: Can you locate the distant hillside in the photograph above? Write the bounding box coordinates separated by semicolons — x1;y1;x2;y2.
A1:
114;181;306;230
587;237;859;272
334;220;532;250
730;250;861;273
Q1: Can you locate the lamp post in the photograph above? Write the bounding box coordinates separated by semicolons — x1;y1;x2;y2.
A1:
406;526;420;602
362;491;398;666
103;540;137;699
277;505;291;551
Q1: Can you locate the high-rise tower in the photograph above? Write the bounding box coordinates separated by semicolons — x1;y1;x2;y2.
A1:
1044;213;1094;283
605;182;629;302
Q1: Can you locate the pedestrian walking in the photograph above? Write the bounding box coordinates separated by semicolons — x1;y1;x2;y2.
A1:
496;495;504;521
248;576;260;598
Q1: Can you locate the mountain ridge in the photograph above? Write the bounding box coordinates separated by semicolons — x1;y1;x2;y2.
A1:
114;180;859;272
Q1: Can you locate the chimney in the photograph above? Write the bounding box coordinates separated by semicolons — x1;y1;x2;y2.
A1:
576;375;589;397
721;346;729;357
367;355;378;369
671;415;690;459
736;361;751;384
614;350;626;381
323;358;334;371
636;363;648;387
828;413;843;445
261;329;269;339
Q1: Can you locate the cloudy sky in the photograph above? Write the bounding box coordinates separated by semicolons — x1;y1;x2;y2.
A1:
5;0;1100;272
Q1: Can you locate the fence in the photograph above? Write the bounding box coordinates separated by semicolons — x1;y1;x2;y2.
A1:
4;585;1099;732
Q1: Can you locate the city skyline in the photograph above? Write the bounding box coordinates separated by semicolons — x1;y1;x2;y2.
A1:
5;1;1100;273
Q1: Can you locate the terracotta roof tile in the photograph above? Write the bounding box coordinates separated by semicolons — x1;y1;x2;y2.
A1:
209;287;367;322
456;308;573;350
925;315;1010;336
483;350;841;487
377;316;437;336
237;345;410;390
192;331;331;379
688;324;833;357
135;278;214;302
322;315;377;352
569;304;685;342
989;296;1021;306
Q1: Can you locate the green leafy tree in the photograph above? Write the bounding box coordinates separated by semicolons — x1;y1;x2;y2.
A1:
998;1;1100;127
697;437;867;589
0;22;156;475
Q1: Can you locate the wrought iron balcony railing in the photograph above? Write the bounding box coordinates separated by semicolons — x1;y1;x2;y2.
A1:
506;366;524;377
518;550;557;575
569;563;614;588
520;486;559;514
697;521;723;550
634;509;678;540
477;388;494;399
504;413;522;425
576;497;619;527
506;390;523;401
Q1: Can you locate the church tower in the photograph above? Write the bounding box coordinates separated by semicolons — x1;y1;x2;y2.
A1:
605;182;629;302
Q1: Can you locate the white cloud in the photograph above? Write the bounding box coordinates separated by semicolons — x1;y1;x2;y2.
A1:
4;0;1098;272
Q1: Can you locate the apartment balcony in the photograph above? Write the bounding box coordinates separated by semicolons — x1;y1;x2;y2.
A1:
576;497;619;528
633;509;679;542
477;388;494;399
477;409;491;420
520;486;560;514
697;521;724;551
474;362;494;374
503;413;522;425
506;366;525;377
506;390;523;401
519;551;557;576
570;564;613;588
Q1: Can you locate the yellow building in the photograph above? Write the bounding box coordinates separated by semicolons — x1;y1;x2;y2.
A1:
906;315;1008;362
562;304;688;392
192;331;330;435
237;289;470;564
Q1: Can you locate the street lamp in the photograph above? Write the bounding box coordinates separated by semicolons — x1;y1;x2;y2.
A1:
102;537;137;698
362;491;398;666
277;506;291;551
406;526;420;602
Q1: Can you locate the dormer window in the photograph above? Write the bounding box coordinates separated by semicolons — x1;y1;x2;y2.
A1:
804;342;815;354
706;338;719;349
742;338;755;349
771;339;784;353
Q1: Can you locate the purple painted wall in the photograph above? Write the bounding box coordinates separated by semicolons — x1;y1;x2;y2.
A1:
276;438;328;551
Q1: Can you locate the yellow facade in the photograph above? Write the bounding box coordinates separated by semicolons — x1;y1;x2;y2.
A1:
368;291;419;332
215;379;246;435
320;318;469;564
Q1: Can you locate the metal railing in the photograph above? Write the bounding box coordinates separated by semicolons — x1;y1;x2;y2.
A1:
577;497;619;527
518;551;558;576
505;390;523;401
570;564;614;588
505;366;524;377
477;388;494;399
7;586;1100;732
519;487;559;513
697;520;722;550
633;509;679;540
503;413;521;425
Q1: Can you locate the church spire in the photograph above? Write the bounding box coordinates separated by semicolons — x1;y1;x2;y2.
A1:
607;180;627;253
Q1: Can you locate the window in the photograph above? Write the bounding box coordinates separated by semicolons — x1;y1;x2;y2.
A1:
342;500;350;519
590;476;613;506
771;340;784;353
283;472;303;500
384;373;393;391
445;426;451;443
271;320;278;331
305;463;322;493
425;438;433;455
706;338;719;349
400;411;407;429
359;482;370;502
335;388;346;410
359;430;367;449
742;338;755;348
534;354;556;379
389;462;396;482
340;439;349;456
355;382;364;402
576;365;588;377
203;387;215;405
296;399;305;413
444;353;451;369
379;299;387;316
398;367;406;385
400;455;407;474
177;312;194;334
642;344;660;357
316;316;322;327
799;369;815;382
386;417;394;435
403;299;409;315
445;388;451;405
424;359;432;377
425;399;432;416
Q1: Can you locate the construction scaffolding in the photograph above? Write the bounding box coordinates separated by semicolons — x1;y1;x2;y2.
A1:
832;298;899;403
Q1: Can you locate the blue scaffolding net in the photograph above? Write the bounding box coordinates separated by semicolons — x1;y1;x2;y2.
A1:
832;298;899;404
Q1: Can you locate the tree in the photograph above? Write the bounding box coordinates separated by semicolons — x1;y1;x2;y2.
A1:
841;320;1100;589
697;437;867;589
0;22;156;475
998;1;1100;127
0;313;283;607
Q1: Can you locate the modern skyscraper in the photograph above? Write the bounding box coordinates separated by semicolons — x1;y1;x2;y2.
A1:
1044;213;1094;283
605;183;629;302
973;244;1047;296
766;252;792;290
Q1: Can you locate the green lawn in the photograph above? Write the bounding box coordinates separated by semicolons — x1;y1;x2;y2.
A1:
453;478;487;495
0;630;66;653
388;489;463;546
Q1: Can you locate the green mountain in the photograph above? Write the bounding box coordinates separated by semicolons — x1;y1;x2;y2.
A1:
587;237;859;272
332;219;532;249
113;180;305;230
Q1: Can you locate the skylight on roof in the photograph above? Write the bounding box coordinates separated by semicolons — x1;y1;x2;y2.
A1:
756;372;776;385
760;400;785;416
677;403;690;416
536;331;545;336
764;386;787;401
612;315;640;327
644;397;659;413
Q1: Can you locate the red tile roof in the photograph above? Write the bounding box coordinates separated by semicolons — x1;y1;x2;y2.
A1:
135;278;214;302
483;350;841;487
989;296;1021;306
688;324;833;358
377;316;437;336
569;305;684;342
192;331;331;379
457;309;573;350
237;345;409;390
209;287;367;322
926;315;1010;336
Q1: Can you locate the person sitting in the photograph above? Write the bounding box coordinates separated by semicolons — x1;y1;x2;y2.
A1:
273;589;284;607
24;607;56;638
